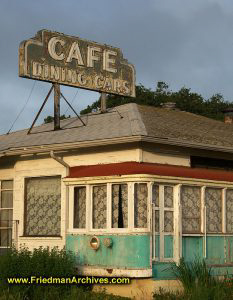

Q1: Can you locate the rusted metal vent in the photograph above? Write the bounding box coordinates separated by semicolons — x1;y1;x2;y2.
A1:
222;108;233;124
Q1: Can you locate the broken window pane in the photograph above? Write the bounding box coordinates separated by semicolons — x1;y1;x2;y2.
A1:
74;187;86;229
226;189;233;233
25;176;61;236
93;185;107;229
0;229;12;247
134;183;148;228
112;184;128;228
181;186;201;233
1;191;13;208
0;210;12;227
205;188;222;233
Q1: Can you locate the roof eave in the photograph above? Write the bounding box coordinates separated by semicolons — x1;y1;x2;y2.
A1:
1;134;233;157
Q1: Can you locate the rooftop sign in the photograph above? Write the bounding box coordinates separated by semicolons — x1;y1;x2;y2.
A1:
19;29;136;97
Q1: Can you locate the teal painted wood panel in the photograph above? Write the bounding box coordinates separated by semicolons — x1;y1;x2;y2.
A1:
164;235;173;258
206;236;225;264
66;234;150;269
226;237;233;263
182;237;203;262
152;262;176;279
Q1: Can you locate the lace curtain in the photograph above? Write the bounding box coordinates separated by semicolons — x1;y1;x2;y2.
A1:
134;183;148;228
112;184;128;228
181;186;201;233
74;187;86;228
93;185;107;229
25;176;61;236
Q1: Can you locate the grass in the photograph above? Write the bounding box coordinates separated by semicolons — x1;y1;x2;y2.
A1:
153;258;233;300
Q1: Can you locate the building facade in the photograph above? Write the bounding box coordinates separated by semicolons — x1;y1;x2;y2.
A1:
1;103;233;295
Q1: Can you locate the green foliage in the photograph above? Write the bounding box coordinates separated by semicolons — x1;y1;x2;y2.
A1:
153;258;233;300
80;81;232;121
0;247;129;300
44;114;71;124
169;258;213;292
0;246;78;299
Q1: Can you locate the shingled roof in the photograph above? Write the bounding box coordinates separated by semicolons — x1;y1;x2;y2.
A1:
1;103;233;155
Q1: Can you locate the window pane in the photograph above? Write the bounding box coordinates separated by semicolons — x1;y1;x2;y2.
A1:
152;185;159;207
181;186;201;233
134;183;148;228
112;184;128;228
1;180;13;190
205;188;222;233
1;191;13;208
0;229;12;247
226;190;233;233
74;187;86;229
25;176;61;236
93;185;107;229
155;210;159;232
164;186;173;208
164;211;173;232
0;210;12;227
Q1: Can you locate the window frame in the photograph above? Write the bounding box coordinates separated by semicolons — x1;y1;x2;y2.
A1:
0;179;14;249
151;183;175;262
68;181;151;234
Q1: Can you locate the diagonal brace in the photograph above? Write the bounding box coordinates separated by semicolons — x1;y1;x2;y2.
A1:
27;85;54;134
60;92;86;126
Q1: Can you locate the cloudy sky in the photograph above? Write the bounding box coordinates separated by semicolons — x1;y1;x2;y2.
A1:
1;0;233;134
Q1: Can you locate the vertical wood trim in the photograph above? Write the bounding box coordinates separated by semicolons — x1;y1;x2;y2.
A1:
174;184;181;264
222;188;226;233
68;186;74;231
159;185;164;260
128;183;134;231
88;185;93;230
201;186;206;233
107;183;111;230
148;182;153;267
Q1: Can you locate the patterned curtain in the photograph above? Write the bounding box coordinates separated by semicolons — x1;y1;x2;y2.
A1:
164;186;174;232
25;176;61;236
181;186;201;233
93;185;107;229
73;187;86;228
205;188;222;233
112;184;128;228
134;183;148;228
226;190;233;233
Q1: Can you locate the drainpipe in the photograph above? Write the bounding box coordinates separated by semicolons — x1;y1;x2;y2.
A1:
50;150;70;176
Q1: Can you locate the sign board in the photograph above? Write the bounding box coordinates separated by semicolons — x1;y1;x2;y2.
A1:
19;30;136;97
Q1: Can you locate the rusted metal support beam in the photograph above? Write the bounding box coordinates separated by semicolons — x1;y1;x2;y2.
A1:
54;83;60;130
60;93;86;126
27;85;54;134
100;92;107;112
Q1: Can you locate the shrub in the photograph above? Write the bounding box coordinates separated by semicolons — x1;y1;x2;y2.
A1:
0;246;83;299
153;258;233;300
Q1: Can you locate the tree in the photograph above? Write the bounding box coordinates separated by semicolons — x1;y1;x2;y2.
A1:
80;81;233;121
44;114;71;124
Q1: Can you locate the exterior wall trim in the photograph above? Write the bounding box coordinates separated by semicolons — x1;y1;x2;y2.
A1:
77;266;152;277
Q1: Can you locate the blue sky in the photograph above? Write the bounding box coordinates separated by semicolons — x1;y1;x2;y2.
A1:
1;0;233;133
